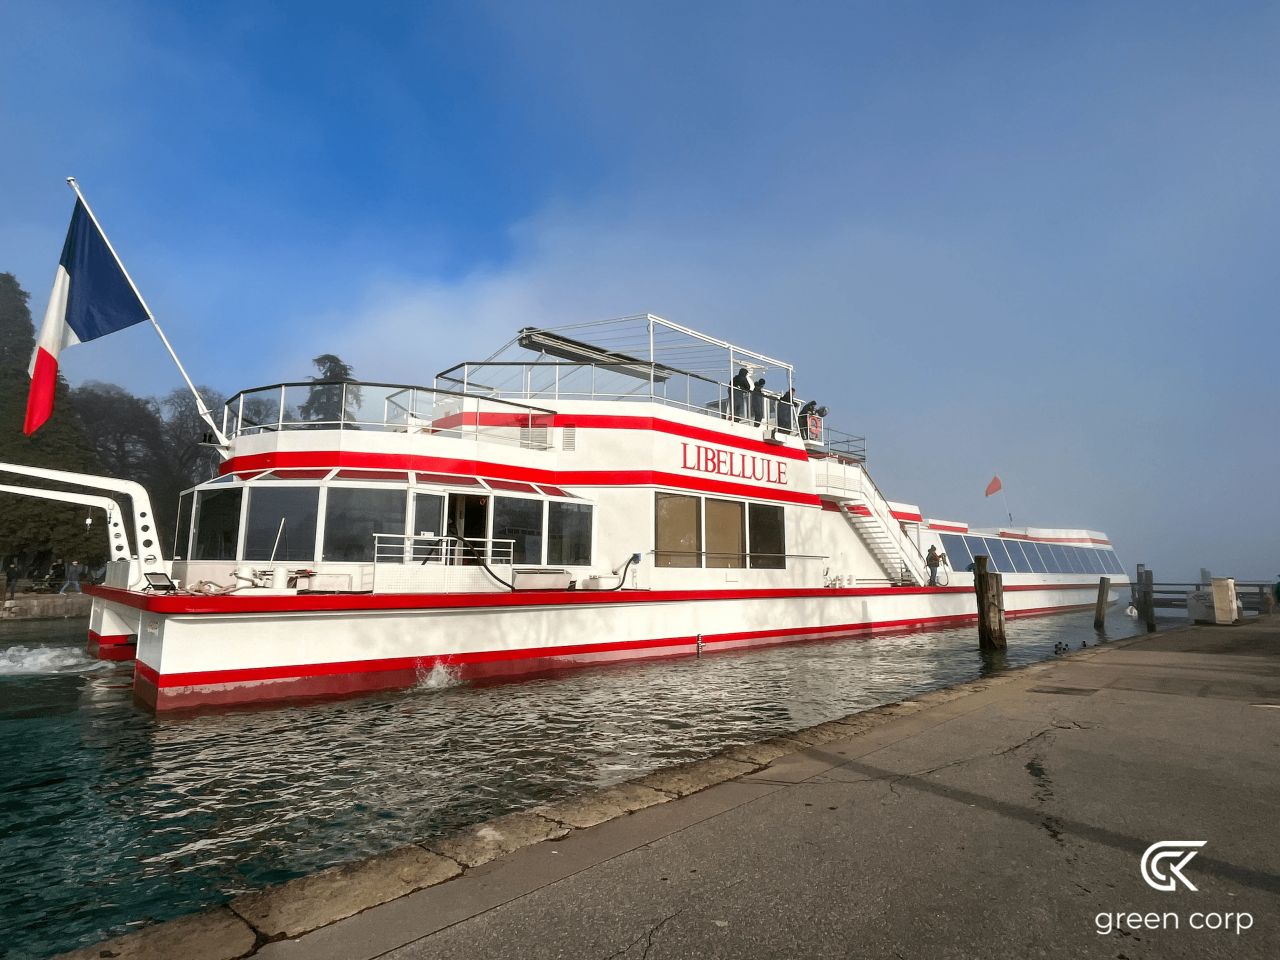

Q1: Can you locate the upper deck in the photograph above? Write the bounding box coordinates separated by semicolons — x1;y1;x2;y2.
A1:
219;315;867;461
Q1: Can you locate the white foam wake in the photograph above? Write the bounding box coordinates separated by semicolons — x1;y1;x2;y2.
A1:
0;644;104;675
416;660;463;690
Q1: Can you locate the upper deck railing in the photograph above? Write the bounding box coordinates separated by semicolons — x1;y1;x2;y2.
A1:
222;381;557;449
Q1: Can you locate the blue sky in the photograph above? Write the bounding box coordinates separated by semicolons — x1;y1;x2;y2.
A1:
3;0;1278;579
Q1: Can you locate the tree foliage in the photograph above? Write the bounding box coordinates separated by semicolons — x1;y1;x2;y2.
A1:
1;270;354;574
0;273;104;572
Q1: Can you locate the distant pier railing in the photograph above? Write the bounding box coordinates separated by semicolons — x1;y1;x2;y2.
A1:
1133;579;1276;612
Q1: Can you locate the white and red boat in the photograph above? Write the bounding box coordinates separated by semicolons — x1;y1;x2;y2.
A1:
24;316;1128;710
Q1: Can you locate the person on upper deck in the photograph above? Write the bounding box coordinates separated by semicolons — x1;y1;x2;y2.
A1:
731;368;751;421
751;378;766;426
925;546;942;586
777;388;796;433
798;400;817;440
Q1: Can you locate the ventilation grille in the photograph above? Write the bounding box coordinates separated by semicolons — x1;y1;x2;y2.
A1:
520;426;549;449
562;425;577;451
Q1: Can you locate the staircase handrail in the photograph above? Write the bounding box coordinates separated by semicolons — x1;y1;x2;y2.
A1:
855;465;929;581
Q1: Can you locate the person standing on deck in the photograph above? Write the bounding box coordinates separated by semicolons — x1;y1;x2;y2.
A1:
925;546;942;586
731;368;751;421
777;388;797;433
751;378;766;426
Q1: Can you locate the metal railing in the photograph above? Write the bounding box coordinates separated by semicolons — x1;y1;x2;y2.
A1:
433;360;866;455
373;533;515;566
222;381;556;449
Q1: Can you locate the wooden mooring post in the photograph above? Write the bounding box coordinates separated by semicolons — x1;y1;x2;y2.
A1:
1093;576;1111;630
1141;568;1157;633
973;555;1006;650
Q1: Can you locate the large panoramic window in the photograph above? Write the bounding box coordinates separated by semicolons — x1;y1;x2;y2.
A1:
963;536;992;571
749;503;786;569
174;492;193;560
938;534;970;570
322;488;406;562
244;487;319;561
982;538;1014;573
548;501;592;566
192;488;242;561
493;496;544;564
705;498;746;568
1004;540;1034;574
655;493;701;567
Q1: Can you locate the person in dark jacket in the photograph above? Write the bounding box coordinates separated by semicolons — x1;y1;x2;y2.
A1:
751;378;766;426
59;559;83;594
731;368;751;421
798;399;817;439
777;388;797;433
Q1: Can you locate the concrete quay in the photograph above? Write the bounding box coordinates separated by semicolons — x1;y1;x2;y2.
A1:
60;619;1280;960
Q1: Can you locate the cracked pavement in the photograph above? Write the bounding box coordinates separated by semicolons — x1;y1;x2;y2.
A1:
251;620;1280;960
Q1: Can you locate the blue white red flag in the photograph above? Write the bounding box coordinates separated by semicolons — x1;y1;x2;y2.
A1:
25;199;149;435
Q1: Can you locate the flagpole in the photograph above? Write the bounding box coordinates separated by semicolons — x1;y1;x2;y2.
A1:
63;178;229;449
1001;488;1013;526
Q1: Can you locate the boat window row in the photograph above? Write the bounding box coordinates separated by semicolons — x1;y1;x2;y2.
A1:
176;482;593;567
654;492;786;569
937;534;1125;576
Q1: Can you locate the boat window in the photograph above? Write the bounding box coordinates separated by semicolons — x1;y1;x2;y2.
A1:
705;498;746;569
1021;540;1049;573
963;536;991;569
1003;540;1034;573
414;472;481;487
1081;549;1104;574
982;538;1013;573
322;488;407;562
748;503;786;569
413;493;445;537
486;479;539;494
174;492;193;560
548;501;592;565
334;469;409;482
260;469;332;480
938;534;970;571
193;488;243;561
1049;544;1072;572
655;493;701;567
1105;550;1125;575
493;496;545;564
244;487;319;562
1066;546;1088;574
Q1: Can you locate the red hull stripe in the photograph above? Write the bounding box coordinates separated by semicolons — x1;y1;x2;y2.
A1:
87;580;1119;616
134;600;1097;691
219;451;819;506
1000;531;1111;546
87;629;134;645
420;412;812;462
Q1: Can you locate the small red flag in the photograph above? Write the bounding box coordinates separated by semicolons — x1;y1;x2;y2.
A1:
985;475;1002;497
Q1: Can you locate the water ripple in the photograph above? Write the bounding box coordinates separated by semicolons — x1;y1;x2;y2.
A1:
0;609;1159;959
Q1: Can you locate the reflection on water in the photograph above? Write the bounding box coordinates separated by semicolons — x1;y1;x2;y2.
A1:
0;608;1159;959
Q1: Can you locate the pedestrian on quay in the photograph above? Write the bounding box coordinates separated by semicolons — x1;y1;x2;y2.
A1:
3;558;17;599
59;559;83;595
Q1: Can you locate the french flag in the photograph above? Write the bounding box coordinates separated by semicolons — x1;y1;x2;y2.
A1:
25;199;149;435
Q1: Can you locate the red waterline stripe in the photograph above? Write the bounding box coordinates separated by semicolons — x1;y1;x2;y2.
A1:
88;580;1117;616
86;629;133;646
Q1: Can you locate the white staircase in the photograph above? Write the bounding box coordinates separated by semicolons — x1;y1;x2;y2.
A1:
812;457;928;585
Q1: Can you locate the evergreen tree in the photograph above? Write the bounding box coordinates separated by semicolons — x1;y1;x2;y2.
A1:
0;273;106;574
300;353;360;425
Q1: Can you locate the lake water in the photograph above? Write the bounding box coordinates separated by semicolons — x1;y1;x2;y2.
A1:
1;607;1167;959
